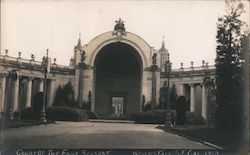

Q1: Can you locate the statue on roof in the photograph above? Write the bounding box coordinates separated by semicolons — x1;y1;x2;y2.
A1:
152;53;157;65
114;18;125;32
113;18;126;37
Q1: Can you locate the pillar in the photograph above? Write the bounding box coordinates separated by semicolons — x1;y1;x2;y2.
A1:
13;76;19;112
141;71;152;112
202;84;207;119
190;83;196;112
48;79;56;106
39;79;44;92
177;84;185;96
26;77;32;108
0;74;6;112
81;69;94;111
151;65;159;109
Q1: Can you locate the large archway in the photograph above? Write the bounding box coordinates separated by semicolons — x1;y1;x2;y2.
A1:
94;42;142;116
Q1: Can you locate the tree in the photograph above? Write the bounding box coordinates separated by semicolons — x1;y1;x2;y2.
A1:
159;81;168;109
215;0;248;129
53;82;74;107
53;86;63;106
176;96;187;125
169;84;178;110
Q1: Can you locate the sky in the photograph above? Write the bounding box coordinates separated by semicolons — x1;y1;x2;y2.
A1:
1;0;249;69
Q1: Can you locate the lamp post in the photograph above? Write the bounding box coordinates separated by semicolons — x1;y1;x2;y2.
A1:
40;49;51;123
8;70;17;119
165;58;172;110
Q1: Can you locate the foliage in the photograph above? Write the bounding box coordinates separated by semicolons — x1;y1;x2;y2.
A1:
32;92;44;120
20;107;35;120
141;95;146;111
131;109;172;124
186;112;206;125
176;96;187;125
142;101;152;112
13;111;20;119
0;112;7;119
215;0;249;129
21;106;88;122
45;106;87;122
86;111;98;119
53;82;74;107
159;81;168;109
169;84;178;110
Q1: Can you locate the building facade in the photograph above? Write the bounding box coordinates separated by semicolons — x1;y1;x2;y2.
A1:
0;19;215;119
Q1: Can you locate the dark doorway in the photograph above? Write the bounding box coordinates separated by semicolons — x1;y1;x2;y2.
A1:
94;42;142;116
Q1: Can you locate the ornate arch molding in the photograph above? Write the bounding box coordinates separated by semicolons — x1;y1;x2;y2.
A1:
86;32;150;68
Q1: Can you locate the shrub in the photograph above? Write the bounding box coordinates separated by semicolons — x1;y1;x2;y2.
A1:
176;96;187;125
21;107;37;120
13;111;20;119
87;111;98;119
186;112;205;125
32;92;43;120
45;106;87;122
0;112;7;119
131;109;172;124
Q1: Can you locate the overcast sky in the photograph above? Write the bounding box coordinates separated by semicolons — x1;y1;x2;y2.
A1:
1;0;249;69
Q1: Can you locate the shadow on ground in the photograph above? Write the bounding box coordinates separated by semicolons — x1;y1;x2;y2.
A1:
0;119;55;130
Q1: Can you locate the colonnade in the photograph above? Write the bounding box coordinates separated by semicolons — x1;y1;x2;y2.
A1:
0;73;56;114
190;83;208;119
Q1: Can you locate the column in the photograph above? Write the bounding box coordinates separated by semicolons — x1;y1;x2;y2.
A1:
177;84;185;96
151;66;158;109
48;79;56;106
202;85;207;119
26;77;33;108
13;76;19;112
190;83;196;112
39;79;44;92
0;75;6;112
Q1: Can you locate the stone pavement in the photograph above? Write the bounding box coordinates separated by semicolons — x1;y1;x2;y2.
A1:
1;121;217;149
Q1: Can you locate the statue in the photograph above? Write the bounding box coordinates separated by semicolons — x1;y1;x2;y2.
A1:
80;50;86;63
114;18;125;32
152;53;157;65
113;18;126;37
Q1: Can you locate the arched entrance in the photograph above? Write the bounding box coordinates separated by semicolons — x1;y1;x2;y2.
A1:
94;42;142;116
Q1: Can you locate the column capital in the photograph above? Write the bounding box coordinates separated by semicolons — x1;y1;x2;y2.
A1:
189;83;198;87
39;78;44;82
0;72;8;78
27;77;34;81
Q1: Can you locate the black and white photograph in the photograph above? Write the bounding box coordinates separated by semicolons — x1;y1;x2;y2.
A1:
0;0;249;154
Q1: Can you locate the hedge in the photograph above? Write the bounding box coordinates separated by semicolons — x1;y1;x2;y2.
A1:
21;106;88;122
131;109;173;124
186;112;206;125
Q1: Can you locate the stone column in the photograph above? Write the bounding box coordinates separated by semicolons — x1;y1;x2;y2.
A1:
151;65;158;109
39;79;44;92
74;68;80;101
177;84;185;96
202;84;207;119
26;77;33;108
81;69;94;111
190;83;196;112
13;76;20;112
141;70;152;112
48;79;56;106
0;74;6;112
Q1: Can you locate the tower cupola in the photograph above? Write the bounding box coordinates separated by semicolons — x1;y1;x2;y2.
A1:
158;37;169;71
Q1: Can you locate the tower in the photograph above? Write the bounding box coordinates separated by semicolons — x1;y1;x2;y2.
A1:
158;37;169;72
73;33;84;66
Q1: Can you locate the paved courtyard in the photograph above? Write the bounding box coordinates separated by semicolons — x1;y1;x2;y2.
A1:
1;121;216;149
